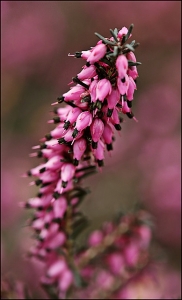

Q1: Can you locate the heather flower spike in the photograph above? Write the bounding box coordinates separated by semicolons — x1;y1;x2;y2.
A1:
24;24;144;299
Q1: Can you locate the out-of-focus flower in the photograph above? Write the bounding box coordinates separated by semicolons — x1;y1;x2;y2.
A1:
1;1;65;77
1;276;31;299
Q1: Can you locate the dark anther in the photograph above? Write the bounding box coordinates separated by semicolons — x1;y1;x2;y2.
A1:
45;133;52;141
40;143;47;149
86;62;90;67
37;150;43;158
114;124;122;131
53;116;61;124
53;107;58;114
39;167;46;173
37;192;43;198
116;103;122;108
58;138;65;144
27;170;32;176
96;100;102;110
35;179;43;186
75;52;82;58
123;94;127;101
121;77;126;83
119;116;124;123
72;128;79;138
63;121;70;130
25;203;31;209
53;217;61;223
37;206;43;211
92;141;98;149
97;160;104;167
127;100;132;108
81;95;91;103
126;112;134;119
53;191;61;199
97;111;104;119
107;108;113;117
106;144;113;151
62;181;67;188
73;158;79;166
44;223;50;229
57;96;64;103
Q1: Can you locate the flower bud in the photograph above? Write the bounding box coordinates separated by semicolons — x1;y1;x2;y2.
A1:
90;118;104;149
73;137;87;164
63;85;85;102
117;74;129;95
126;76;137;101
74;111;93;132
89;78;98;103
117;26;129;39
96;79;112;102
87;43;107;64
116;55;128;79
61;163;76;184
77;65;97;80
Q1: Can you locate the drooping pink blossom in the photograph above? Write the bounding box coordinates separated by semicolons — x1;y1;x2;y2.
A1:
87;43;107;65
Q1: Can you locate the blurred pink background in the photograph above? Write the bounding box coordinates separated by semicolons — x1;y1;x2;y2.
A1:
1;1;181;298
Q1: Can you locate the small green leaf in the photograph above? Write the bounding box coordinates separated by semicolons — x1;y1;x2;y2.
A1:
95;32;116;46
124;43;135;52
113;28;118;36
124;23;134;42
109;29;118;42
128;60;142;67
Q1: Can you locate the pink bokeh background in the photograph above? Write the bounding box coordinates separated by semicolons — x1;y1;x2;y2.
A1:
1;1;181;298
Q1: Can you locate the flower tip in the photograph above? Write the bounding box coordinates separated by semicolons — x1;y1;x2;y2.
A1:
47;120;54;124
21;173;27;178
98;167;103;173
29;181;35;186
32;145;40;149
71;138;75;146
29;153;37;157
108;151;112;158
133;116;138;122
51;198;55;204
40;138;46;142
51;101;58;106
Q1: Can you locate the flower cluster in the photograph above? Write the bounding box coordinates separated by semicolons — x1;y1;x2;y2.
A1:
73;210;152;299
1;277;31;299
23;24;142;298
